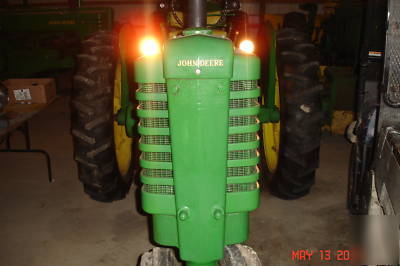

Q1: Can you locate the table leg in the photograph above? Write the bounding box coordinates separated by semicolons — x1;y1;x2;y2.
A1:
0;149;54;183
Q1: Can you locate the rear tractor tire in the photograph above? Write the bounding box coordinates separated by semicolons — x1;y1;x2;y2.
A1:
71;31;132;202
266;26;323;200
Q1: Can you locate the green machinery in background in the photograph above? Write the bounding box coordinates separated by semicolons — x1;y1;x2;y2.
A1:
0;7;113;79
317;0;369;133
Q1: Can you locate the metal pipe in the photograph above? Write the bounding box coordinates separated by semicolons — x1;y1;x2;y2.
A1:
186;0;206;28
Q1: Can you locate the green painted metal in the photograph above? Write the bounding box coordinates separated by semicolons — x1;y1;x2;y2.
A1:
259;105;280;123
116;25;136;137
232;54;260;80
0;7;113;79
141;188;259;217
164;36;233;79
125;102;136;137
323;66;356;125
187;262;216;266
259;31;280;124
183;28;213;35
0;8;113;35
135;31;260;265
152;215;179;246
135;55;165;84
152;212;249;248
167;78;230;264
164;34;233;264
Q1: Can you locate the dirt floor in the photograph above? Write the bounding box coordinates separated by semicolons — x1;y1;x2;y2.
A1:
0;97;354;266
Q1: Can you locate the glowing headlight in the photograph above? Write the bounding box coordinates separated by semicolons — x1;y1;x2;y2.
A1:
140;37;160;56
239;40;255;54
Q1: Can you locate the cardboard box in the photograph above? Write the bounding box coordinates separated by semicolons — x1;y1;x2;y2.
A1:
3;78;56;104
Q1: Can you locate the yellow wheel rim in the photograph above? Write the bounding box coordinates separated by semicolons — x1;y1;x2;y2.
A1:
262;72;281;173
113;63;133;177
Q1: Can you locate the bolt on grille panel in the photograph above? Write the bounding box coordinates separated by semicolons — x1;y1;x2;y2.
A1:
226;182;258;193
228;133;258;144
229;116;258;127
140;118;169;128
138;83;167;93
141;135;171;145
142;152;172;162
142;168;173;178
138;100;168;110
229;98;259;109
230;80;257;91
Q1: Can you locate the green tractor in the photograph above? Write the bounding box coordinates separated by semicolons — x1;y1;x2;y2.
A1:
71;0;323;264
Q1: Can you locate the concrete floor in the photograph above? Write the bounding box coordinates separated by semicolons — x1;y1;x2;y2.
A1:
0;97;353;266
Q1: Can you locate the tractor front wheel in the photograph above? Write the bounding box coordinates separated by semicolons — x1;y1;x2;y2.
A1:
140;248;178;266
220;244;261;266
140;245;260;266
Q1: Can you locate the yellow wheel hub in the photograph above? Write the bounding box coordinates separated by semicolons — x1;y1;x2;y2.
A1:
113;63;133;177
262;72;281;173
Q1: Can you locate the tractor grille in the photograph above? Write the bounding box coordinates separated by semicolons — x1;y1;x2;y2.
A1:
229;116;258;127
138;100;168;110
228;166;258;177
142;168;173;178
142;152;172;162
141;135;171;145
140;118;169;128
136;82;173;196
137;79;260;197
227;79;259;193
143;184;175;194
228;133;257;144
138;83;167;93
229;98;259;108
227;182;258;193
143;183;257;194
228;150;257;160
230;80;257;91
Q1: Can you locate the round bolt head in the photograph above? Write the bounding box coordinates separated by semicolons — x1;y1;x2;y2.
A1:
173;86;179;95
178;208;189;221
213;208;224;220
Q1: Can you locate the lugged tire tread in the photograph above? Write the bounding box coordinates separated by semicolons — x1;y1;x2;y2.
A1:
71;31;130;202
269;21;323;200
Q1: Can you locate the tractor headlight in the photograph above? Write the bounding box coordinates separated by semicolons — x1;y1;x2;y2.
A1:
239;40;255;54
140;37;161;56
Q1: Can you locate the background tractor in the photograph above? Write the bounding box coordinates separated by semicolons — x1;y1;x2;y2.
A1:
0;5;115;93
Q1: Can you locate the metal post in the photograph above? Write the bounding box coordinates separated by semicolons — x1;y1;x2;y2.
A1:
186;0;207;28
